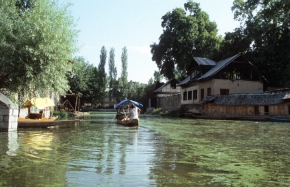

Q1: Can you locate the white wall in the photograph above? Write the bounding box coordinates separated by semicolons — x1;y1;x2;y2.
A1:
180;79;263;105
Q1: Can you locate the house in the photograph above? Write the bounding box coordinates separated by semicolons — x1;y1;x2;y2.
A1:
146;79;181;112
178;54;265;114
202;92;290;119
102;89;119;108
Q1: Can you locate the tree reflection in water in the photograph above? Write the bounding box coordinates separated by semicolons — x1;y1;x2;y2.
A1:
0;113;290;186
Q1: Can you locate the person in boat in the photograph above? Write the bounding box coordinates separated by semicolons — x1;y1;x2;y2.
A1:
128;104;141;120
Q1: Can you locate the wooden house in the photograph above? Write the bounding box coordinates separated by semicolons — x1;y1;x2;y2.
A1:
146;79;181;112
178;54;264;114
202;92;290;119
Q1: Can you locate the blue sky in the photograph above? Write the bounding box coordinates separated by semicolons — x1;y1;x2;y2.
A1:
67;0;240;83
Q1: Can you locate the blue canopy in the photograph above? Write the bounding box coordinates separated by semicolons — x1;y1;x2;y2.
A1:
114;100;143;109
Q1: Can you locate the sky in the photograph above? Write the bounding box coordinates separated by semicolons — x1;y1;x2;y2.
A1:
66;0;240;84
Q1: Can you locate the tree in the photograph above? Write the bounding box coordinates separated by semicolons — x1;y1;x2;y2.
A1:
66;57;93;97
95;46;108;104
227;0;290;87
150;0;222;80
119;47;128;99
0;0;78;102
153;70;163;83
108;48;117;102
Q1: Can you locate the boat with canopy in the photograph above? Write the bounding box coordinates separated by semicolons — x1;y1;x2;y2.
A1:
114;99;143;126
18;97;58;123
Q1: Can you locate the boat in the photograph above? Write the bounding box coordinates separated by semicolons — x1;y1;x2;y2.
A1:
18;97;58;127
114;99;143;126
18;118;80;128
267;117;290;123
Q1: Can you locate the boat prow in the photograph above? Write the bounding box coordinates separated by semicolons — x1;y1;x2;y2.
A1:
116;118;139;127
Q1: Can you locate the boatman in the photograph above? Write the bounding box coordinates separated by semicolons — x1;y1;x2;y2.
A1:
129;104;141;119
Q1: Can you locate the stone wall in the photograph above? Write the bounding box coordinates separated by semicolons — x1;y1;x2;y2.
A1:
0;93;18;131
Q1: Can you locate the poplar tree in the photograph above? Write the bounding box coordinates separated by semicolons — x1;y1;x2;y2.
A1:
120;47;128;99
108;48;117;102
96;46;108;104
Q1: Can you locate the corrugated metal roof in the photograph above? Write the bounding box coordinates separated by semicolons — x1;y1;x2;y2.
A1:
178;72;195;86
193;57;216;66
203;93;288;105
197;54;240;81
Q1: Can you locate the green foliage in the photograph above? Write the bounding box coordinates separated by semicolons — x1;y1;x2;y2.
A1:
108;48;118;102
119;47;128;100
223;0;290;87
54;110;68;119
150;108;163;115
150;0;222;80
67;57;94;97
0;0;78;102
95;46;108;104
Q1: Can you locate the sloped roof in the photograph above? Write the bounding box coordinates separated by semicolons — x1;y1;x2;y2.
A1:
178;72;195;86
178;54;241;86
193;57;216;66
197;54;240;81
203;93;288;106
154;78;179;93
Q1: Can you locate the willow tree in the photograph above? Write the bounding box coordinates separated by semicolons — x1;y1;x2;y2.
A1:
0;0;78;102
150;0;222;80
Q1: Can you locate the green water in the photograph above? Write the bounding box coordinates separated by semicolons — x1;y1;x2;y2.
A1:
0;112;290;187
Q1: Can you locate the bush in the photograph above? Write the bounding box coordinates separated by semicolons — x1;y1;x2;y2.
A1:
150;108;163;115
54;110;68;119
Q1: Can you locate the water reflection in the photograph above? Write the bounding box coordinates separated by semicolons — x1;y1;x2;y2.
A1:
0;113;290;186
6;131;19;156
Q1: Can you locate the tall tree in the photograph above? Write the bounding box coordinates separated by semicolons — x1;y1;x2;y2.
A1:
108;48;117;101
227;0;290;87
0;0;78;102
96;46;108;104
120;47;128;99
150;0;222;80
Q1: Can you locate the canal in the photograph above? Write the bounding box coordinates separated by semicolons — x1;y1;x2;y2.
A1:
1;112;290;186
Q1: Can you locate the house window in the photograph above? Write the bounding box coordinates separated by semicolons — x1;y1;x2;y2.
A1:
220;89;229;95
264;106;269;115
200;89;204;101
207;88;211;96
188;91;192;100
183;91;187;100
193;90;197;99
288;105;290;115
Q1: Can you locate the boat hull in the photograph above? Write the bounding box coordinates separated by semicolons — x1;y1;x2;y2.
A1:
18;116;58;122
268;117;290;122
116;119;139;126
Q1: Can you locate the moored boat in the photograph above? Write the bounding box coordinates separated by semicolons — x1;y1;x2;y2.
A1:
18;97;59;127
268;117;290;123
114;99;143;126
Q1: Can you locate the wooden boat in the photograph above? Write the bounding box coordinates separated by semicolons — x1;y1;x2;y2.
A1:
18;116;58;122
191;115;268;121
18;118;80;128
268;117;290;123
115;99;143;126
18;98;59;127
116;118;139;126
